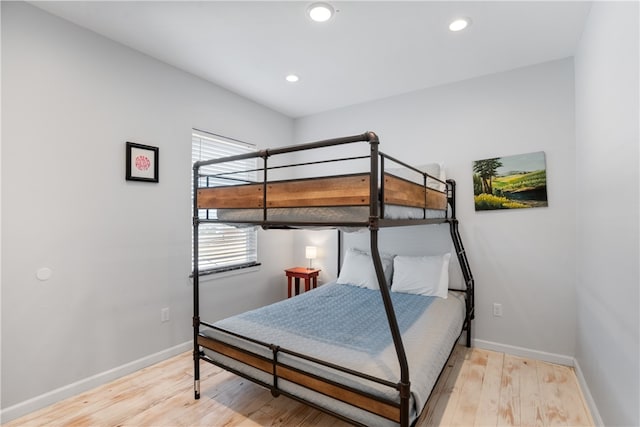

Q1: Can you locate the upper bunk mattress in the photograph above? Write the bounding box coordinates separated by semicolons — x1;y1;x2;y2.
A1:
200;282;465;426
215;204;446;224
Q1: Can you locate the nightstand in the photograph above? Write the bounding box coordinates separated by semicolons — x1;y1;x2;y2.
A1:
285;267;321;298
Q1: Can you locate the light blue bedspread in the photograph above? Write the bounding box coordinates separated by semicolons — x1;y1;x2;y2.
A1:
208;282;466;426
224;283;434;354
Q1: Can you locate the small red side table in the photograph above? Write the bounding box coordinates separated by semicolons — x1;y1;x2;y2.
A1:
285;267;321;298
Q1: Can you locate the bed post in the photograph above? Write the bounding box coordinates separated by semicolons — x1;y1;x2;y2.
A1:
368;132;411;427
193;164;201;399
446;179;475;348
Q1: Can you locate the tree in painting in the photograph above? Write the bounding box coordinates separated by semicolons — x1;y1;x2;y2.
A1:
472;158;503;195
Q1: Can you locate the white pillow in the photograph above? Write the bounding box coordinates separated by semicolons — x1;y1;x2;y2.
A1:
387;163;446;192
337;248;394;290
391;253;451;298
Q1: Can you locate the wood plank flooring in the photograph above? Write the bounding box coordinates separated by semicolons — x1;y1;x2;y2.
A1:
3;346;594;427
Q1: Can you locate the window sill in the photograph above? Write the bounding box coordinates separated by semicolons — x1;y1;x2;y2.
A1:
191;262;262;282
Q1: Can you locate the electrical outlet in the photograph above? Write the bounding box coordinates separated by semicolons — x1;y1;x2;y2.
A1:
493;303;503;317
161;307;170;323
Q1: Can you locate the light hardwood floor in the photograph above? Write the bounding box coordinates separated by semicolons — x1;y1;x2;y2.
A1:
3;346;593;427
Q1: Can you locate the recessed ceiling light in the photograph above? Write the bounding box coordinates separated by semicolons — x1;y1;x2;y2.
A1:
449;18;471;32
308;3;334;22
286;74;300;83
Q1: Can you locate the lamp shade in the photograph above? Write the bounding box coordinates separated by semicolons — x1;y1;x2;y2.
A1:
305;246;317;260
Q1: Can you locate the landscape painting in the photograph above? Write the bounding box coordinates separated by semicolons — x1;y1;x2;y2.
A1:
472;151;548;211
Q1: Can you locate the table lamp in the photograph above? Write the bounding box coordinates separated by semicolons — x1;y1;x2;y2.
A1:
305;246;317;270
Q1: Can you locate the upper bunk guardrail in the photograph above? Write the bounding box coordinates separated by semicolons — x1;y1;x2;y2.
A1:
193;131;377;170
193;131;451;224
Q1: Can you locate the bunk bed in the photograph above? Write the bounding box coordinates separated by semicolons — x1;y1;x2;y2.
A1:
192;131;475;427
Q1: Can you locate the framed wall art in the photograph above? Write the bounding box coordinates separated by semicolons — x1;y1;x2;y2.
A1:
472;151;548;211
126;142;159;183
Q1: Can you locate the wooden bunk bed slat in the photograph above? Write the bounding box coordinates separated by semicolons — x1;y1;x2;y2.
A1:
196;173;372;209
266;174;370;208
276;365;401;422
426;188;448;210
198;335;272;372
197;173;447;211
383;173;447;210
197;184;263;209
198;335;401;422
383;174;424;208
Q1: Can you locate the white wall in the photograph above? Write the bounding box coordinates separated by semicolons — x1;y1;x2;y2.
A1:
4;2;638;425
574;2;639;426
1;1;293;417
294;58;578;357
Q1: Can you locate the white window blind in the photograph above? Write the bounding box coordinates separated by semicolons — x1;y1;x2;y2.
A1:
192;129;258;273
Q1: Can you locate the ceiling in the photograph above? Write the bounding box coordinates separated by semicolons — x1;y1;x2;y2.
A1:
31;1;592;118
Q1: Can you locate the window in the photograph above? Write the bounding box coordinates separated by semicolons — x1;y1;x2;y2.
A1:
192;129;258;274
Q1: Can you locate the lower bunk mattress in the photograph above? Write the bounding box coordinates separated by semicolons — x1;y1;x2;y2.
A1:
199;282;465;426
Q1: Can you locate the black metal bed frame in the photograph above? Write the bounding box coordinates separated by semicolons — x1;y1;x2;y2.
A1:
192;131;475;427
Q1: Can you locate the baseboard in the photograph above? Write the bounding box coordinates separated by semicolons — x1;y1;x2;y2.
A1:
573;357;605;427
0;341;192;424
473;338;575;366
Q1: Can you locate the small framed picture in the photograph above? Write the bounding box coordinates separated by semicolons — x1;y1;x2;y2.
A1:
126;142;159;183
